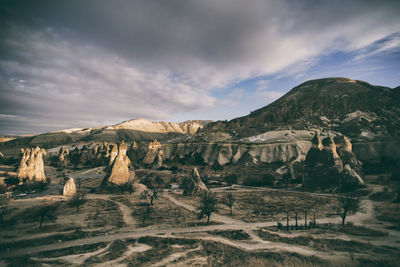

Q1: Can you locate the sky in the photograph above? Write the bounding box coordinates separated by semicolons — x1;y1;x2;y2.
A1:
0;0;400;135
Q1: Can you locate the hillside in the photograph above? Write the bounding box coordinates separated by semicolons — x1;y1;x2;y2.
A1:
203;78;400;140
1;119;211;149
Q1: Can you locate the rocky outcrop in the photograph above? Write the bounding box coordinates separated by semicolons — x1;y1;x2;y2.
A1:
152;149;164;169
132;182;148;195
108;144;118;166
58;147;70;166
183;167;209;196
127;141;139;165
143;139;161;165
303;133;364;189
17;147;47;183
102;142;135;186
63;177;77;196
157;141;311;166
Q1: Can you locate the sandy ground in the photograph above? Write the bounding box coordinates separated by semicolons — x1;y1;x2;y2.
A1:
1;167;399;266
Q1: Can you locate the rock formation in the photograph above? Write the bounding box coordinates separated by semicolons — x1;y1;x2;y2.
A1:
70;146;80;165
58;147;70;166
152;150;164;169
182;167;209;196
143;139;161;165
79;145;90;165
108;144;118;166
303;133;364;189
63;177;77;196
131;182;148;195
127;141;139;165
17;147;47;183
102;142;135;186
0;152;5;163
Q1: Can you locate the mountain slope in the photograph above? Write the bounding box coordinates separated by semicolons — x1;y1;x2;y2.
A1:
203;77;400;140
4;119;211;148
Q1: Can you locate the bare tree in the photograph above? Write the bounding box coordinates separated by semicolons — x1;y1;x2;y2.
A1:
35;205;58;228
141;176;163;205
224;193;235;215
138;202;151;225
0;196;10;224
69;192;86;213
337;194;361;225
198;191;218;224
225;174;238;189
76;177;82;190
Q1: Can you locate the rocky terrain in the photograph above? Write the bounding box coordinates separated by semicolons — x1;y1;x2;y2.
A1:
0;119;211;149
202;78;400;140
0;77;399;266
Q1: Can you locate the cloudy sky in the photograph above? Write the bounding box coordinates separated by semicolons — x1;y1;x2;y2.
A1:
1;0;400;135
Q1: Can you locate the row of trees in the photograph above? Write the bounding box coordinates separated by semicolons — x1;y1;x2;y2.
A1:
196;192;361;226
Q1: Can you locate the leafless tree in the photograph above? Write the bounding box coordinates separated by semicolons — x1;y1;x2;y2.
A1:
141;176;163;205
225;174;238;189
337;194;361;225
35;205;58;228
198;191;218;224
0;196;10;224
138;202;151;225
69;192;86;213
224;193;235;215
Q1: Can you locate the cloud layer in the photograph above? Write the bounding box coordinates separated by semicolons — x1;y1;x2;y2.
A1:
1;0;400;134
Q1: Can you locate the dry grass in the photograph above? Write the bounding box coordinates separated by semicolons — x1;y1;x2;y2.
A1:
174;190;339;223
208;230;251;240
375;202;400;225
111;195;201;227
314;223;387;237
0;197;124;254
256;229;397;256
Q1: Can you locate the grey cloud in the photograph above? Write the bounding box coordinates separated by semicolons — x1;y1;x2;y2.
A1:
0;0;399;134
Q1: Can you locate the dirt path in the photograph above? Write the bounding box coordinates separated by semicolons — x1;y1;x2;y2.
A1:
152;246;202;267
2;186;397;262
164;192;243;225
110;199;137;227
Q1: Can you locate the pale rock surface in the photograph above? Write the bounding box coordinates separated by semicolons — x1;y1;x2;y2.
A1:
63;177;77;196
132;182;148;195
102;142;135;186
58;147;70;166
108;144;118;166
16;147;47;183
342;164;365;186
109;118;207;135
152;149;164;169
143;139;161;165
183;167;209;196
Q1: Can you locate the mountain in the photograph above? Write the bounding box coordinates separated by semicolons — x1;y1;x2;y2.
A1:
3;119;212;148
202;77;400;140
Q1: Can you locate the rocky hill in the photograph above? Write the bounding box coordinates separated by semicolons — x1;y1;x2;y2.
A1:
2;119;211;149
202;78;400;141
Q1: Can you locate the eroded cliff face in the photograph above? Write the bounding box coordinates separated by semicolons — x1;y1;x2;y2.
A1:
17;147;47;183
102;142;136;186
302;133;364;189
137;140;312;166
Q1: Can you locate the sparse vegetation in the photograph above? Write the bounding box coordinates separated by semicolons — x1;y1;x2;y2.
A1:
225;174;238;189
0;196;10;224
198;191;218;224
34;204;58;229
141;175;163;205
336;194;361;225
69;191;86;213
223;192;235;215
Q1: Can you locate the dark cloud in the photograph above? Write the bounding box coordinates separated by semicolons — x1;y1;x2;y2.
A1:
0;0;399;134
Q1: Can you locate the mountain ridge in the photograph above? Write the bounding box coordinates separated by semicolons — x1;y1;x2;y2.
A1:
202;77;400;140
